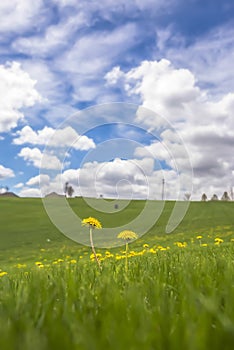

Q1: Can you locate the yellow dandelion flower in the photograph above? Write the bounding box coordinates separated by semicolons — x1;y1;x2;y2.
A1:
215;237;223;243
35;261;42;266
149;248;157;254
201;243;208;247
82;217;102;270
105;251;114;258
214;237;224;245
196;235;202;239
143;244;149;248
117;230;138;240
90;253;102;260
0;271;8;277
70;259;77;264
174;242;187;248
115;255;125;260
82;217;102;229
16;263;27;268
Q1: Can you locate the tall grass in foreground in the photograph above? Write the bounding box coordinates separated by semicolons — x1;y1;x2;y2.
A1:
1;245;234;350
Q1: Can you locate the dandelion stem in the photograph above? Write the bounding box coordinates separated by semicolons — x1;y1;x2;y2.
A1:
125;241;129;272
89;226;102;270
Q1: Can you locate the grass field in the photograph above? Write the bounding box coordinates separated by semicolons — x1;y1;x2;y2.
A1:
0;197;234;349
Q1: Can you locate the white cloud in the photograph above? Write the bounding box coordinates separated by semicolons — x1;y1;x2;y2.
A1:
105;59;234;199
0;62;41;132
18;147;62;170
13;12;87;57
19;187;42;197
105;66;125;85
13;125;96;150
14;182;24;188
0;0;44;33
155;23;234;97
56;23;138;77
0;164;15;179
54;157;157;199
26;174;50;186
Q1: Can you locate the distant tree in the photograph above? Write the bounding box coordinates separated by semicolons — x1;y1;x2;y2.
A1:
184;193;191;201
64;182;74;197
201;193;207;201
211;194;219;201
64;182;69;197
221;191;230;201
67;185;74;198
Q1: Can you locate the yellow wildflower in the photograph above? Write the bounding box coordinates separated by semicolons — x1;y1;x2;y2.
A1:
117;230;138;240
215;238;224;245
70;259;77;264
174;242;187;248
149;248;157;254
90;253;102;260
0;271;8;277
115;255;125;260
16;263;27;268
196;235;202;239
82;217;102;229
143;244;149;248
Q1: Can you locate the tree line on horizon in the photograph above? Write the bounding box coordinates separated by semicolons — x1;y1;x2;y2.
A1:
201;191;233;202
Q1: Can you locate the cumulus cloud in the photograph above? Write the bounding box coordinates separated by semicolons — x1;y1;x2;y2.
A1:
26;174;50;186
158;23;234;97
13;125;96;150
0;62;41;132
105;59;234;199
50;157;163;199
0;164;15;179
19;187;42;197
18;147;62;170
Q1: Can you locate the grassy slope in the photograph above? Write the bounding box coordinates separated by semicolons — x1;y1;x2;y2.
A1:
0;197;233;265
1;198;234;350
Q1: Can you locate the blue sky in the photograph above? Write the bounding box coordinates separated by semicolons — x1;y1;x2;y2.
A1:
0;0;234;200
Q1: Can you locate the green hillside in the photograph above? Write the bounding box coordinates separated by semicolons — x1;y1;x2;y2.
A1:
1;197;234;350
0;197;233;266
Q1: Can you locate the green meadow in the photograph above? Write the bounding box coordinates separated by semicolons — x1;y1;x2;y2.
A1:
1;197;234;350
